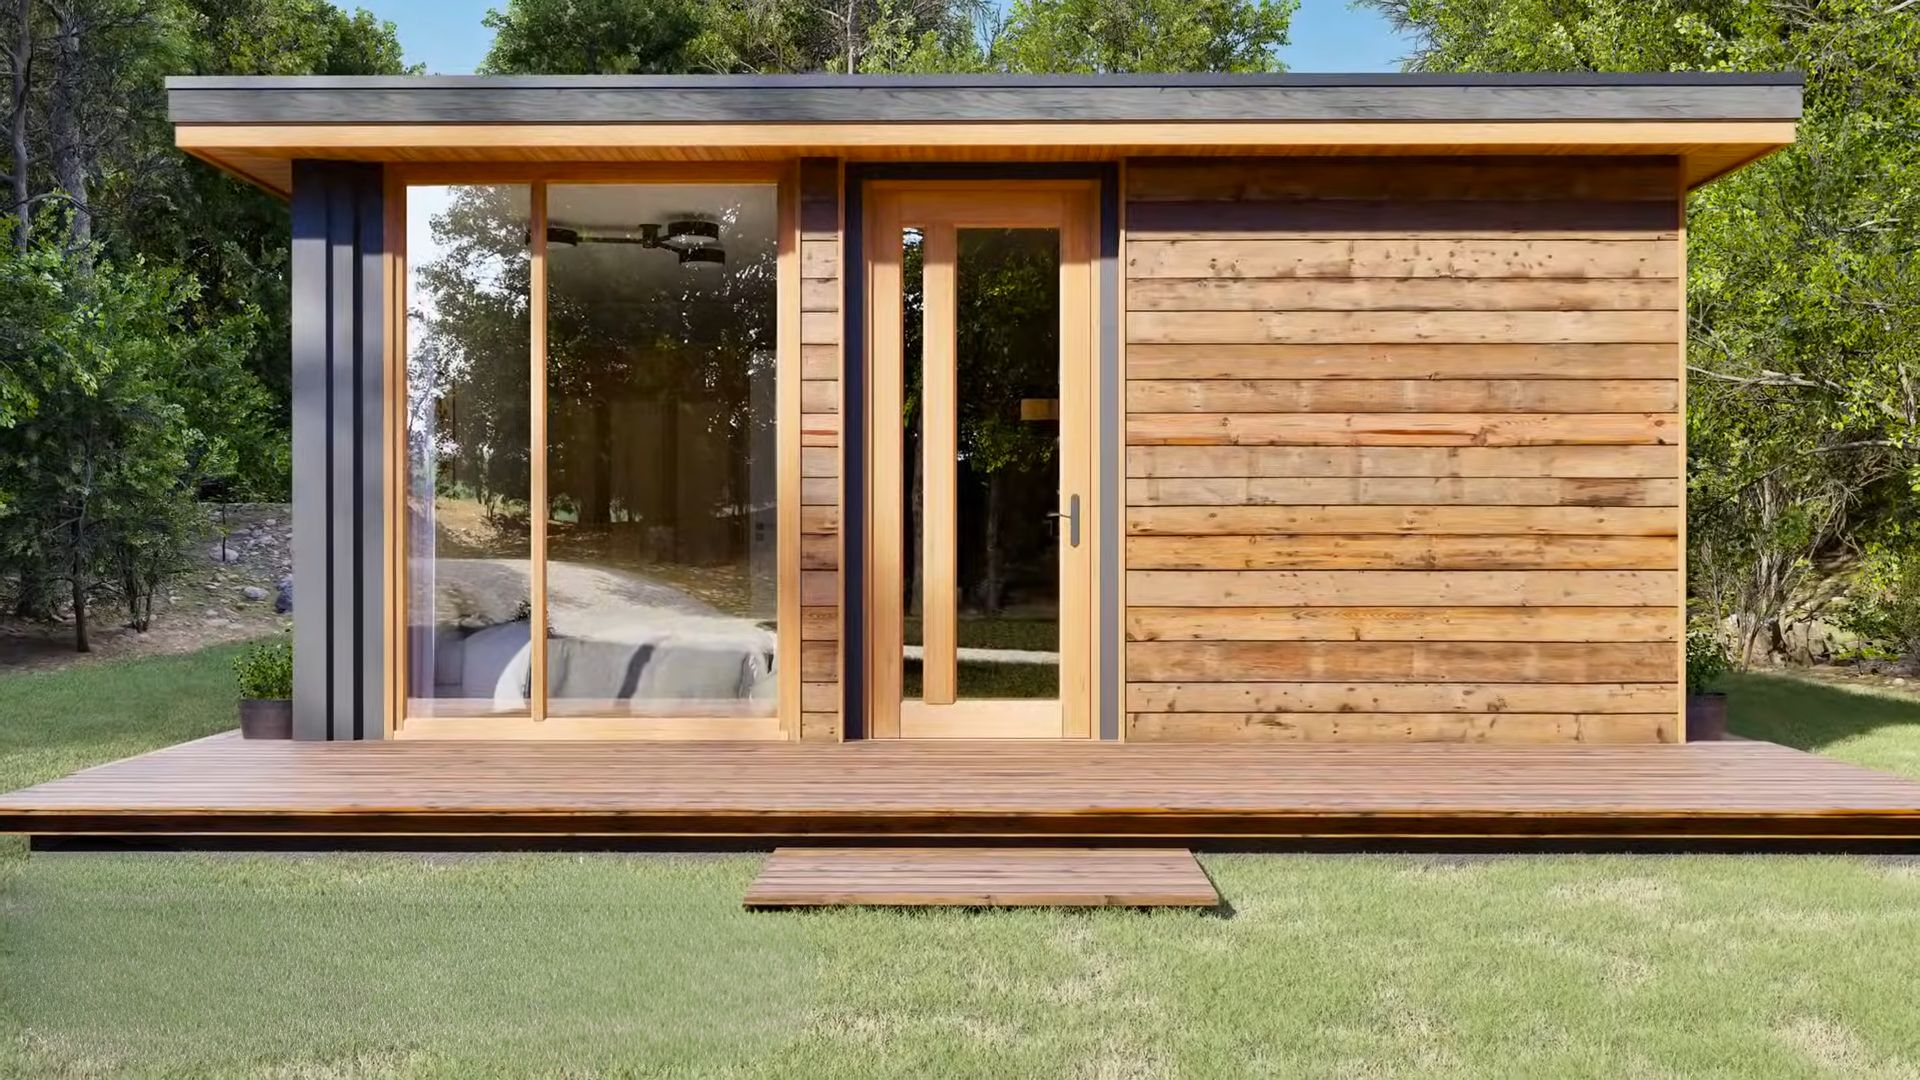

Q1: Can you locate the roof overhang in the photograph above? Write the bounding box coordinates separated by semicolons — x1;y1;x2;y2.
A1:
167;73;1803;199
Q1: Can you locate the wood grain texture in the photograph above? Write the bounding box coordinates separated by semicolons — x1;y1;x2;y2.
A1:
1127;444;1679;479
1129;309;1678;345
1126;680;1679;713
743;847;1221;908
8;733;1918;840
1126;712;1676;744
1123;157;1687;203
1127;379;1677;415
1127;277;1673;312
1127;238;1678;280
1121;156;1683;743
1127;342;1677;380
1127;505;1677;536
1126;640;1676;683
797;159;841;741
1126;534;1678;570
1125;606;1679;642
1127;570;1676;607
1127;476;1679;506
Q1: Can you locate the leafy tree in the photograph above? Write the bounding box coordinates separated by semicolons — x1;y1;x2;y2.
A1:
1364;0;1920;664
0;223;259;650
994;0;1294;72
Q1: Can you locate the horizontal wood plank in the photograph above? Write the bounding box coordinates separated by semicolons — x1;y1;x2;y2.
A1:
1127;413;1678;447
1127;712;1677;744
1128;199;1680;235
1126;680;1680;713
1126;606;1680;642
1128;476;1680;507
1129;309;1678;345
1127;445;1679;479
1127;379;1677;414
1127;277;1673;312
1126;640;1677;683
1127;238;1678;280
1126;570;1677;607
1127;505;1677;537
1124;158;1681;203
744;847;1220;908
1126;534;1678;571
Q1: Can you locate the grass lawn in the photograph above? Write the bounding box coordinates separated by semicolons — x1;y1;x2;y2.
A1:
5;650;1920;1078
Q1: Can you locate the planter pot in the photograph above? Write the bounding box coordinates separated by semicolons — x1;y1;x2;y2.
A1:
238;698;293;740
1685;692;1728;742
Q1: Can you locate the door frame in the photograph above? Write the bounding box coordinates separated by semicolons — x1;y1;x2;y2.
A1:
849;169;1116;740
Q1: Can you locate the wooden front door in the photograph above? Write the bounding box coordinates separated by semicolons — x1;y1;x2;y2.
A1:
864;181;1098;738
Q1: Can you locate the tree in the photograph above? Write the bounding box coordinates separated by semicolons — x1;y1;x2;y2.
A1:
1364;0;1920;663
0;224;258;650
994;0;1293;72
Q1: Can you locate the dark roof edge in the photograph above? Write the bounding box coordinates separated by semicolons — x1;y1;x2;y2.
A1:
165;71;1805;91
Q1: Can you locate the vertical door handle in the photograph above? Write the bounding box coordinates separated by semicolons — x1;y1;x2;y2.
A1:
1046;494;1081;547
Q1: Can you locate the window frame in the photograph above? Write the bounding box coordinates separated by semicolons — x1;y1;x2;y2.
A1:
383;162;801;741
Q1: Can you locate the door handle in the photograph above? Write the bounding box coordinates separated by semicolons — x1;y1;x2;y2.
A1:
1046;494;1081;548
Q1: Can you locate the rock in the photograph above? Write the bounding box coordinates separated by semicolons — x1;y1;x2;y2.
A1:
241;585;269;602
275;577;293;614
210;544;244;564
1896;677;1908;686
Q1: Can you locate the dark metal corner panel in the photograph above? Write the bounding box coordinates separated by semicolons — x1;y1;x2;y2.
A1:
291;160;386;741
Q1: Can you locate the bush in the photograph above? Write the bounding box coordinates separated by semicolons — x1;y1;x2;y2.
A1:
1686;626;1734;696
233;638;293;700
1837;546;1920;663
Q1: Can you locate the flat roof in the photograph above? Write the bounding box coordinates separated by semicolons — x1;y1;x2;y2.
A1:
165;73;1802;198
169;72;1803;125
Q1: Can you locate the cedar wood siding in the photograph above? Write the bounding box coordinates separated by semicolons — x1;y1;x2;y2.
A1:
799;159;844;741
1122;156;1684;744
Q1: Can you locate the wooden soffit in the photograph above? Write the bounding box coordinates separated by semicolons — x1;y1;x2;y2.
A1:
178;119;1796;199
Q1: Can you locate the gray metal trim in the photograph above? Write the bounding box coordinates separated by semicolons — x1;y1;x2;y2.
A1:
169;74;1802;125
290;160;386;741
1097;166;1120;742
168;72;1804;89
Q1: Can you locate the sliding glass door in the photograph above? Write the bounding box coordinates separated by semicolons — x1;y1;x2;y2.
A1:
399;174;790;737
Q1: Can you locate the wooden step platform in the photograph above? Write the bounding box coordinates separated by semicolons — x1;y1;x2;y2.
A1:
743;847;1221;908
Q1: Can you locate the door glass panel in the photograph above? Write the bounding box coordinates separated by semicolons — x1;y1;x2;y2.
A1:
543;183;779;719
901;226;1061;703
404;184;533;718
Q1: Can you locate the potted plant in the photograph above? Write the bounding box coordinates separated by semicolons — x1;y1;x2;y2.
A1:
234;637;293;739
1685;626;1733;741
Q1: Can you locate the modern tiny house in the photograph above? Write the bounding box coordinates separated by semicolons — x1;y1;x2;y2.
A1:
166;73;1800;746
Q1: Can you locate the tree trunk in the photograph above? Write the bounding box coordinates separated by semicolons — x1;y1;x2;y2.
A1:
6;0;28;252
69;518;89;652
983;471;1003;614
47;0;87;251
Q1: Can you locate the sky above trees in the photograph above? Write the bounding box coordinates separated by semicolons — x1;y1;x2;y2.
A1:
355;0;1413;74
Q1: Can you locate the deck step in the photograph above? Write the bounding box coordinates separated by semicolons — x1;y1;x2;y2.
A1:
743;846;1220;909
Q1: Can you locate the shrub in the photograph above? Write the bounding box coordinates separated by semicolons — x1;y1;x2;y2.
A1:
233;637;293;700
1686;626;1734;696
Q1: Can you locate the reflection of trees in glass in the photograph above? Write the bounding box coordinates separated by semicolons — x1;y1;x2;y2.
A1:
544;192;776;568
905;229;1059;616
409;186;532;540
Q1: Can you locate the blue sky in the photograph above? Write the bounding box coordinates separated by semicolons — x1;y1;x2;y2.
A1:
353;0;1416;76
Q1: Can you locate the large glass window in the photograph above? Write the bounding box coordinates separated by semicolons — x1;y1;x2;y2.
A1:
543;184;779;717
404;184;533;718
402;180;780;725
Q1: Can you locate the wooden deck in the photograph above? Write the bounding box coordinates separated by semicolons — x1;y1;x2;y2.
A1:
4;732;1920;845
743;847;1220;908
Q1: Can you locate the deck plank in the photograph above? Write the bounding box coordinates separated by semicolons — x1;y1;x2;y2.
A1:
1;733;1918;840
743;847;1220;908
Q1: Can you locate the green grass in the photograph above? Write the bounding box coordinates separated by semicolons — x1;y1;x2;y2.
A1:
1723;671;1920;780
903;615;1057;652
5;651;1920;1077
